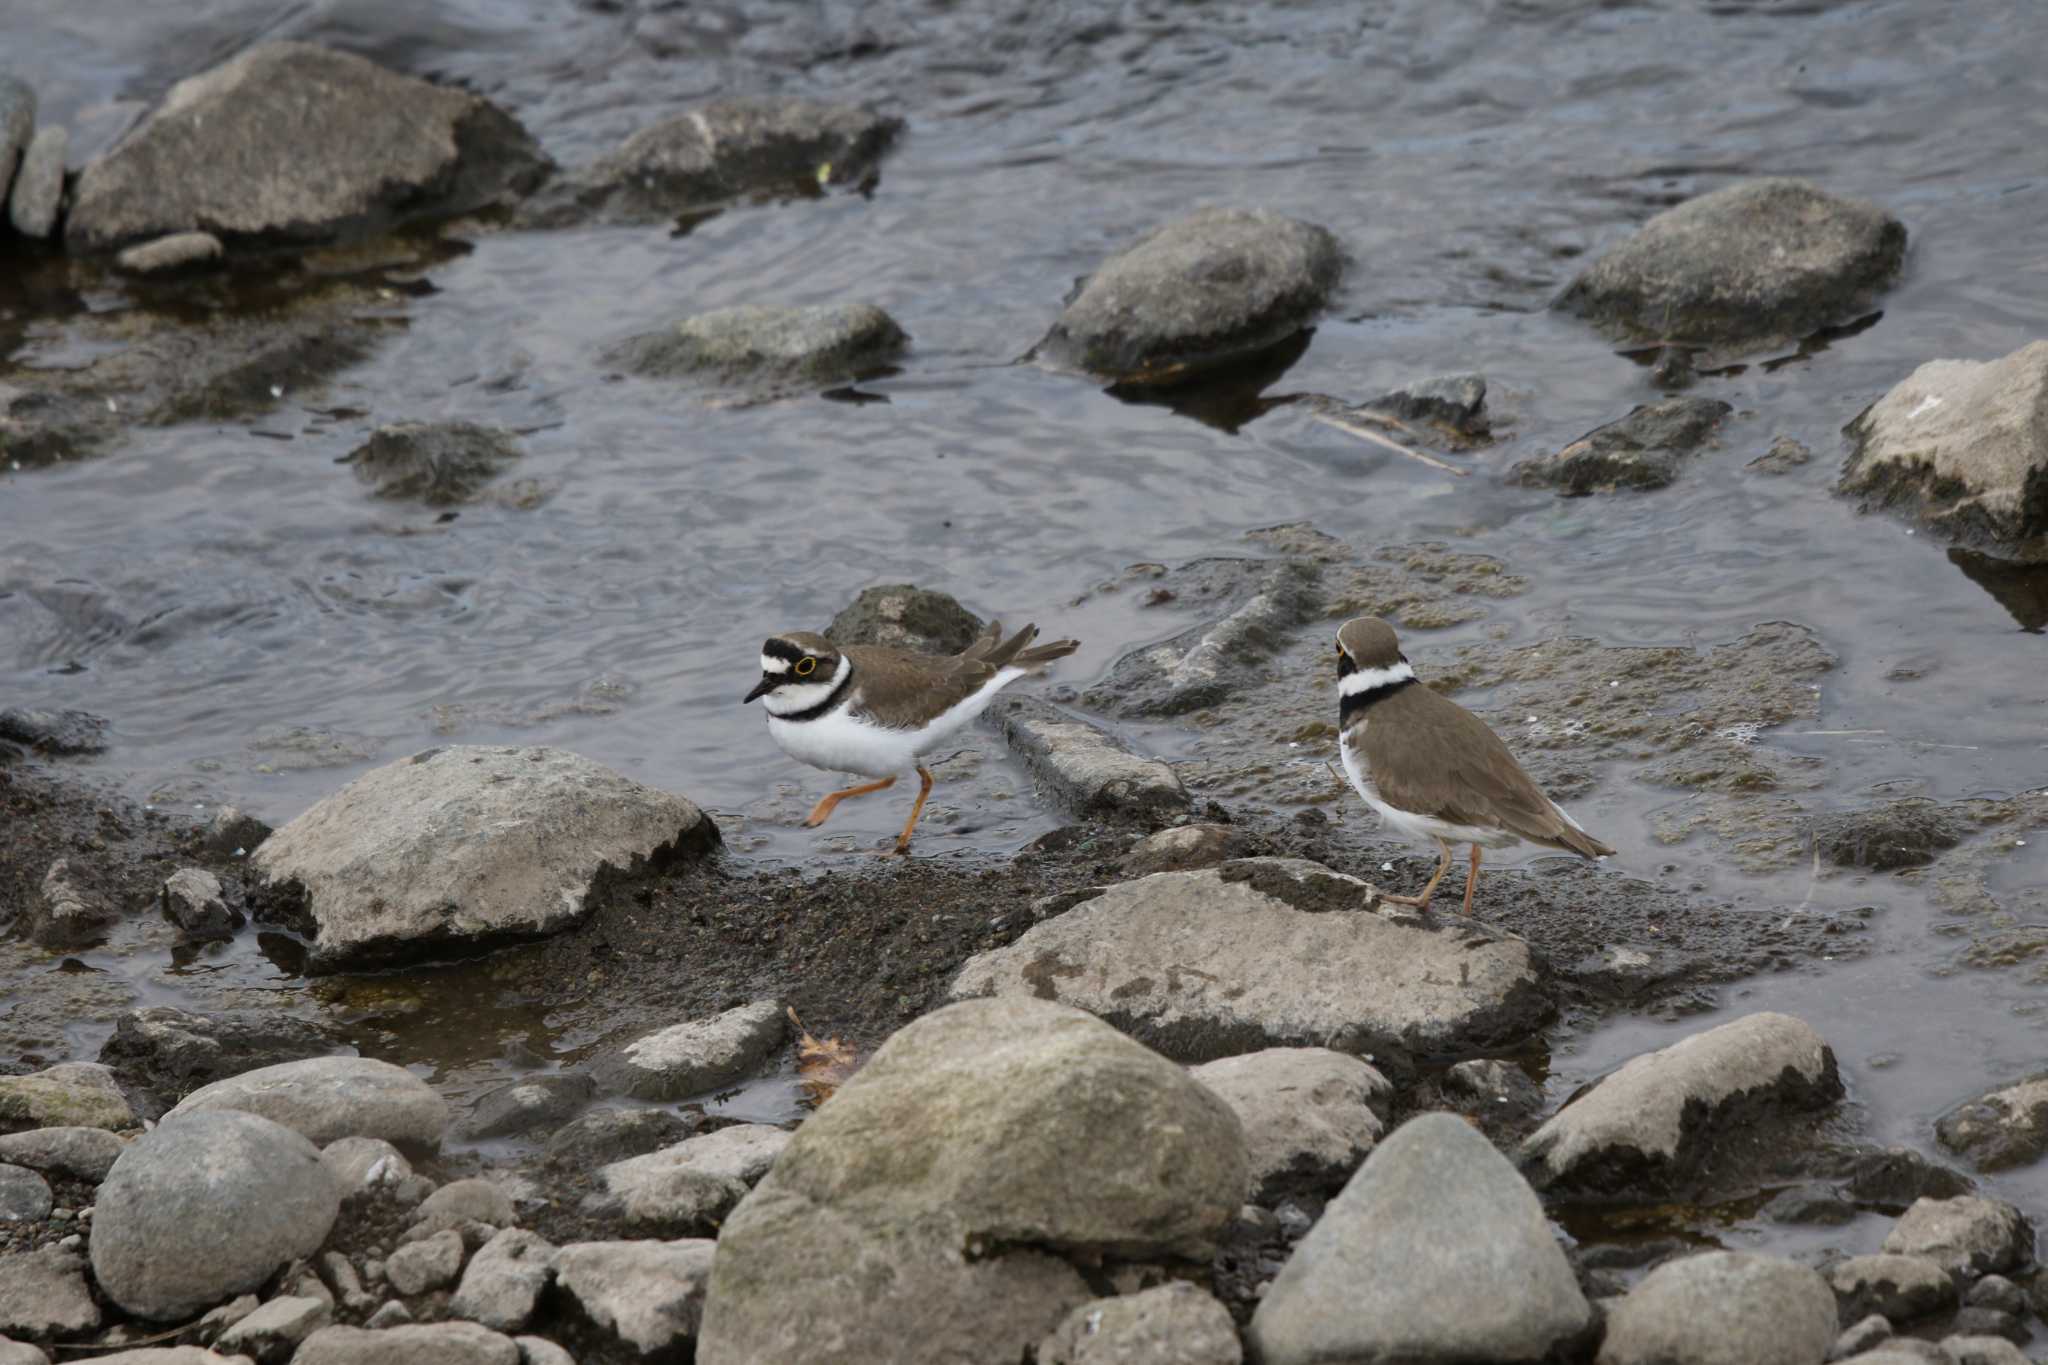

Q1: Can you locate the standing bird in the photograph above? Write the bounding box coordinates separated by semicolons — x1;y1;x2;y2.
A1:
1334;616;1613;914
743;620;1079;856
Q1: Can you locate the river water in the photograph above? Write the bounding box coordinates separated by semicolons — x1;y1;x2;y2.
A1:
4;0;2047;1238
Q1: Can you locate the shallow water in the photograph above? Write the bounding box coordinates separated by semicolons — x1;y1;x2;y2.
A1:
4;0;2048;1237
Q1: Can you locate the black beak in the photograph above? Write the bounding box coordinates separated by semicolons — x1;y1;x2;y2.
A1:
743;677;775;704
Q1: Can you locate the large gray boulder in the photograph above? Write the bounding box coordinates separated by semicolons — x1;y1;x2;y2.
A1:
90;1110;340;1319
1556;178;1905;354
0;1247;100;1338
0;1062;135;1134
554;1239;716;1357
252;745;717;971
1521;1012;1842;1195
1188;1048;1389;1200
1840;342;2048;554
592;1001;787;1102
66;42;549;253
992;696;1191;828
697;997;1247;1365
1035;207;1342;384
606;303;907;391
1248;1111;1592;1365
165;1056;448;1150
1937;1074;2048;1172
1595;1251;1836;1365
951;859;1550;1065
1040;1283;1243;1365
1880;1196;2032;1276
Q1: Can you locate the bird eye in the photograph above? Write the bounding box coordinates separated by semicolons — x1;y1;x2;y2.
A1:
795;657;816;677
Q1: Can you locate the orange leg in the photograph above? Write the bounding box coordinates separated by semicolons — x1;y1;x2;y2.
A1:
1381;837;1453;911
1462;843;1482;916
804;775;895;828
883;766;936;857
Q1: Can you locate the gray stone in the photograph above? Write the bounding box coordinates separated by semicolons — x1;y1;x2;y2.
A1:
203;806;273;858
0;1062;134;1134
1831;1314;1893;1361
1881;1196;2032;1276
1522;1011;1843;1196
0;1165;52;1222
166;1056;448;1150
0;708;107;755
1936;1075;2048;1173
1035;206;1343;383
0;1338;50;1365
293;1323;520;1365
1812;801;1966;872
543;1109;693;1170
1039;1283;1243;1365
0;1247;99;1336
1842;342;2048;552
606;303;906;390
992;697;1190;829
1839;1147;1975;1208
1964;1275;2024;1314
67;43;547;253
1946;1309;2026;1346
65;1352;241;1365
698;998;1245;1364
513;1339;572;1365
1359;373;1491;440
450;1074;595;1143
1188;1048;1389;1201
1119;824;1250;877
161;867;238;939
316;1252;364;1306
1557;178;1904;353
1750;436;1815;475
99;1006;341;1107
1597;1252;1836;1365
339;423;524;507
1765;1183;1857;1227
385;1228;466;1295
318;1137;414;1195
1512;397;1734;494
195;1293;259;1342
592;1001;785;1102
1248;1111;1590;1365
27;860;116;950
0;1127;125;1182
251;745;716;972
91;1110;339;1320
825;585;984;654
449;1229;555;1332
364;1302;413;1329
1084;559;1320;718
1829;1254;1956;1325
1444;1058;1546;1122
1942;1336;2030;1365
951;859;1550;1065
115;232;223;275
0;78;32;206
216;1295;329;1363
1836;1351;1946;1365
553;1240;714;1356
414;1178;515;1231
583;1123;789;1235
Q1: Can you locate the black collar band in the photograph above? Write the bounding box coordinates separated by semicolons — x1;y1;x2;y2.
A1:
1340;675;1415;727
775;663;854;723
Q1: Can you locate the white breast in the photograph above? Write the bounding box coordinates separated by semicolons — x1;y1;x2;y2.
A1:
1339;724;1520;851
767;666;1027;779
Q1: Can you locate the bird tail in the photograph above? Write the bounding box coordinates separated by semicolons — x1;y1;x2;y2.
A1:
1556;824;1615;861
970;621;1080;673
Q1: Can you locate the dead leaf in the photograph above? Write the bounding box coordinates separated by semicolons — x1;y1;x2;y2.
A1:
787;1006;860;1108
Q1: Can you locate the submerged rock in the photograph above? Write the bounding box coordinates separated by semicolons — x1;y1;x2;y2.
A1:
993;696;1191;828
1556;178;1905;354
1829;1253;1956;1324
1083;559;1320;717
27;859;116;949
1880;1196;2032;1276
1357;373;1491;442
1937;1074;2048;1172
825;584;984;653
339;423;524;507
165;1055;449;1150
1188;1048;1389;1201
1810;800;1965;870
544;1109;694;1170
0;707;108;755
1040;1283;1243;1365
1512;397;1733;494
98;1006;341;1109
606;303;907;392
0;1061;135;1133
952;859;1550;1067
1596;1251;1836;1365
8;125;68;239
1840;341;2048;554
0;1246;100;1338
592;1000;787;1102
252;745;717;972
66;42;549;253
1035;207;1343;384
449;1073;595;1143
553;1239;715;1358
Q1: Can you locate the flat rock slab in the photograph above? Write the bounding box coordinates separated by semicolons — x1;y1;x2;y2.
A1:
294;1323;521;1365
993;696;1190;828
0;1062;135;1134
554;1239;716;1356
0;1247;100;1338
592;1001;786;1102
67;41;549;252
165;1056;449;1150
1556;177;1905;355
1189;1047;1389;1201
1040;1283;1243;1365
950;859;1551;1066
252;745;717;971
1521;1011;1842;1196
1083;559;1320;717
1880;1196;2033;1276
1512;398;1733;494
583;1123;790;1235
606;303;907;391
1937;1074;2048;1172
1595;1251;1836;1365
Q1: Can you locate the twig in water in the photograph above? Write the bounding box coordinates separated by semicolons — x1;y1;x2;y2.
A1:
1311;409;1469;477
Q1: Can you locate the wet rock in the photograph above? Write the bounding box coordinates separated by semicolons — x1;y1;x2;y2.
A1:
1841;341;2048;554
0;1247;99;1337
91;1110;340;1319
951;859;1550;1066
0;1062;134;1134
160;867;238;940
413;1178;516;1234
543;1109;693;1170
606;303;907;391
1556;178;1905;353
99;1007;340;1109
216;1295;329;1363
338;423;522;507
0;1127;125;1182
294;1323;521;1365
1188;1048;1389;1201
1512;397;1734;494
252;745;717;972
1811;801;1965;871
202;806;273;858
560;98;901;224
1749;436;1814;475
1119;823;1249;876
1597;1251;1836;1365
1035;207;1342;384
166;1056;448;1151
1965;1275;2025;1315
449;1074;595;1144
553;1239;715;1357
698;998;1245;1364
1829;1254;1956;1325
114;232;223;275
1936;1075;2048;1172
1248;1111;1592;1365
319;1136;415;1196
1881;1196;2032;1276
1833;1314;1894;1359
0;707;108;755
1084;559;1320;717
1837;1146;1975;1208
8;125;66;239
1359;373;1490;440
583;1123;790;1235
1521;1011;1843;1197
1444;1059;1546;1123
386;1228;466;1295
591;1001;786;1102
0;1165;51;1222
1040;1283;1243;1365
448;1229;554;1332
993;697;1190;828
0;78;31;199
825;584;984;653
27;859;116;950
66;42;548;253
1765;1183;1856;1227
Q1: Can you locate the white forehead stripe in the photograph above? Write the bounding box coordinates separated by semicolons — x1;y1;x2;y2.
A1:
1339;661;1415;696
760;655;791;674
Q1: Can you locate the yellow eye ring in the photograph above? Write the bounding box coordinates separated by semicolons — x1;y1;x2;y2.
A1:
795;657;816;677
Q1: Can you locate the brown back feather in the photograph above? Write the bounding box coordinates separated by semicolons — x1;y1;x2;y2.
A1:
842;622;1078;730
